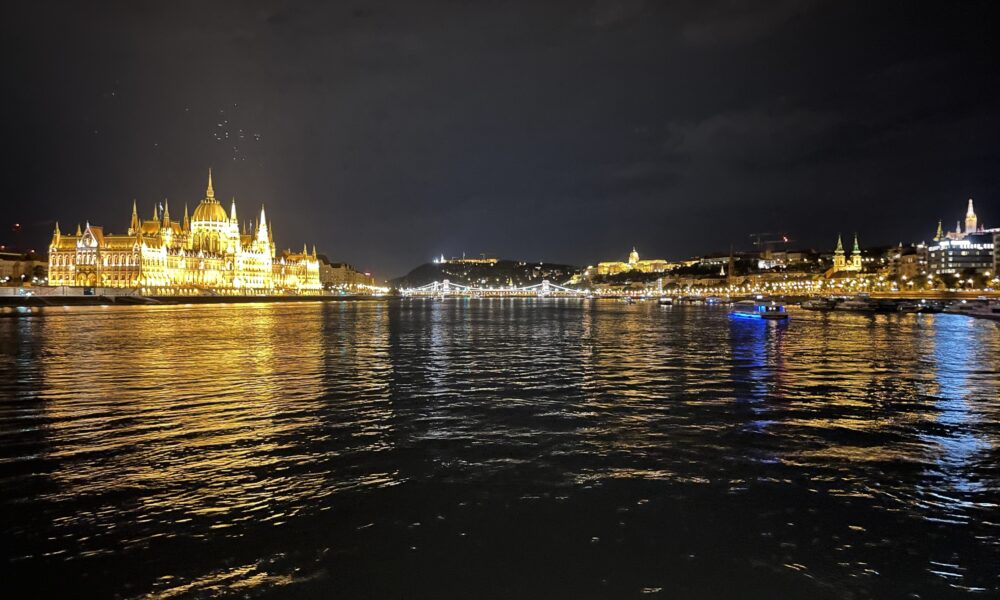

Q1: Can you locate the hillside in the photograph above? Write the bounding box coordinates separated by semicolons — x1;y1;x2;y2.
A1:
390;260;581;289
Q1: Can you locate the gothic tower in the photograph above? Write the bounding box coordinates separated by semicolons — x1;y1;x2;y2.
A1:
965;198;978;234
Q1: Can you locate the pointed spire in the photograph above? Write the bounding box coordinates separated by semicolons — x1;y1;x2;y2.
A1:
162;198;170;225
956;220;962;234
965;198;977;233
230;197;237;221
934;220;943;241
183;204;190;230
129;199;140;234
152;203;158;221
303;242;308;255
54;221;60;235
75;223;82;236
206;168;215;198
834;234;844;255
312;244;317;257
852;233;860;253
256;205;269;242
52;221;61;244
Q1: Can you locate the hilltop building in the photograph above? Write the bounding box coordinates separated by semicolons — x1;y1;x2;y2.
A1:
596;247;674;275
928;199;995;276
432;253;499;266
47;170;321;294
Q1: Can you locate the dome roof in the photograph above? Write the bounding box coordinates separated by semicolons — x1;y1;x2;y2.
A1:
191;198;228;222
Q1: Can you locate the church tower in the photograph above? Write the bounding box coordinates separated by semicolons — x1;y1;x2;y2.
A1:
850;234;862;271
833;234;846;271
965;198;978;234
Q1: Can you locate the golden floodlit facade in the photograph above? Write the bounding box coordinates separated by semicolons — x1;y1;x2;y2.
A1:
48;170;321;294
596;247;674;275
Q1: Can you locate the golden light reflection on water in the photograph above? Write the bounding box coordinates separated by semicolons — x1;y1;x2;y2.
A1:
13;303;401;570
1;300;999;596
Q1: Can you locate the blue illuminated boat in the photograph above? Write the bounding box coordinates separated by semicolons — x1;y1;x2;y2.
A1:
731;299;789;320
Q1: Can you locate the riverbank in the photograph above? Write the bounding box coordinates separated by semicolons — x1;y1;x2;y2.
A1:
0;293;384;309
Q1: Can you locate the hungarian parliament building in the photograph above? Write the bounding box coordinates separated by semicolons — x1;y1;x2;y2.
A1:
48;171;321;294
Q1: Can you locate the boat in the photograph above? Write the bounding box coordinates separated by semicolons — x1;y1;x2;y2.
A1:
730;299;788;320
658;296;673;306
835;297;896;313
948;300;1000;321
897;299;943;314
801;298;838;311
621;296;636;304
944;299;989;315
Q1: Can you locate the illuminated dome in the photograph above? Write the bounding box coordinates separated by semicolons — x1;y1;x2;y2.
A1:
190;169;228;222
192;198;228;222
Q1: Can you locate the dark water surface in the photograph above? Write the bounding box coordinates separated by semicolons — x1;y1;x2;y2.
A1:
1;300;999;598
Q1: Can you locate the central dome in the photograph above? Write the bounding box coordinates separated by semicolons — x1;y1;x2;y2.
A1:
191;198;228;222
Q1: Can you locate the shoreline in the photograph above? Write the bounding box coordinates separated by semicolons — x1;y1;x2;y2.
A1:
0;294;385;309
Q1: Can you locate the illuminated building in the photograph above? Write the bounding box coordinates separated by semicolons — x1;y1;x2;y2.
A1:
0;251;47;284
888;243;928;280
47;170;321;294
317;256;376;290
432;254;499;265
995;231;1000;277
826;233;862;275
928;199;996;276
596;247;674;275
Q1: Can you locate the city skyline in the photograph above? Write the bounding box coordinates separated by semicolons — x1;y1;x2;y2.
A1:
3;1;1000;276
20;188;995;280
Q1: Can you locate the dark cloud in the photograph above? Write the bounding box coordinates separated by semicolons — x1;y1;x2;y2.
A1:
679;0;820;46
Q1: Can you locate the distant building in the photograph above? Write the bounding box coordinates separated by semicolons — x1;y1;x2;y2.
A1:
433;254;499;265
757;248;819;269
596;247;674;275
826;234;862;276
0;251;47;284
318;255;375;290
928;199;996;276
888;243;928;280
995;231;1000;277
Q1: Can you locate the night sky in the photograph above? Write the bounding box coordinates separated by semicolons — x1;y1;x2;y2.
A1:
3;1;999;277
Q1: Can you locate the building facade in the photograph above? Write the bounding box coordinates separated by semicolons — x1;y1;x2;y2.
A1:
826;234;862;276
928;199;996;276
48;171;321;294
318;256;376;290
596;247;674;275
0;251;47;284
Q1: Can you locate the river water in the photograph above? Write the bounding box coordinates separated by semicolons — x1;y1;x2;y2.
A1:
1;300;998;598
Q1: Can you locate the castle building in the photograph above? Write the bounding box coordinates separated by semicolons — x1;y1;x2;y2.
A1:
827;233;862;276
928;198;995;276
596;247;674;275
47;170;321;294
